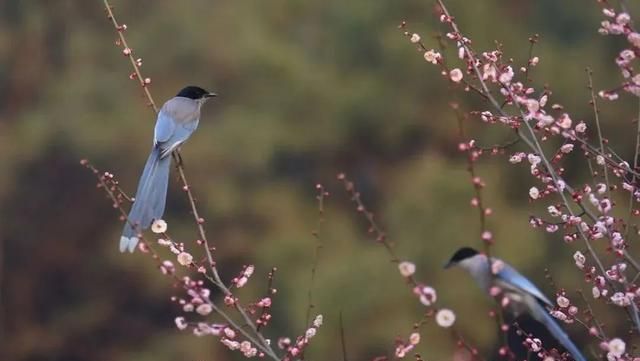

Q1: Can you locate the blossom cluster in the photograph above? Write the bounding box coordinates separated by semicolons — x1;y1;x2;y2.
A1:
391;260;456;359
598;7;640;98
393;309;454;359
401;0;640;358
278;315;323;361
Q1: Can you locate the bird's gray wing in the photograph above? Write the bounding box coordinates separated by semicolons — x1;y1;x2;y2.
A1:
496;262;553;307
158;119;198;158
155;99;200;158
154;110;177;146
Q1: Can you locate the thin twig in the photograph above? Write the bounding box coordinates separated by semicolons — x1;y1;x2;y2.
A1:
587;68;612;200
625;98;640;242
451;105;513;352
339;311;349;361
305;184;328;327
337;174;408;278
256;267;277;332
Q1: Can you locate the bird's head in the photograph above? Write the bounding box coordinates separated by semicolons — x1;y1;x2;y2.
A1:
176;86;217;103
444;247;480;269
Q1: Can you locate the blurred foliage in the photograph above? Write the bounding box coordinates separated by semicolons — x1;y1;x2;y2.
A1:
1;0;639;360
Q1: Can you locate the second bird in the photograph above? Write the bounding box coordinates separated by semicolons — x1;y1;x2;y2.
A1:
119;85;216;253
445;247;586;361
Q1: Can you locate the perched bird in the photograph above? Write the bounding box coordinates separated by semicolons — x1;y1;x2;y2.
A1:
445;247;586;361
119;86;216;253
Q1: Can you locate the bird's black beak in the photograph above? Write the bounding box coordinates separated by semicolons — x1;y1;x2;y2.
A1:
205;92;217;98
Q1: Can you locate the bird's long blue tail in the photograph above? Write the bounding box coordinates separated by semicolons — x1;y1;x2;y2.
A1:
535;303;587;361
120;147;171;252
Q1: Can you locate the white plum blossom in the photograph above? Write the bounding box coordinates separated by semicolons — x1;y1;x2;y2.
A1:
616;12;631;25
482;63;497;81
547;205;561;217
575;121;587;133
539;94;547;106
193;322;222;336
629;32;640;48
244;265;255;277
599;90;620;101
611;292;633;306
560;144;574;153
527;338;542;352
536;113;554;127
529;187;540;199
480;111;493;122
450;68;463;83
600;20;625;35
224;327;236;339
175;316;188;330
239;341;257;358
151;219;167;233
608;338;626;358
598;198;612;214
424;50;441;64
305;327;316;339
620;49;636;63
491;259;504;275
177;252;194;266
527;154;541;166
556;179;567;193
458;46;465;59
557;114;572;129
160;260;175;275
410;33;421;43
551;310;568;321
573;251;586;269
435;309;456;327
509;152;525;164
395;344;413;358
409;332;420;345
568;305;578;316
196;303;213;316
526;99;540;113
416;286;437;306
277;337;291;350
236;277;248;288
313;314;323;327
556;295;570;308
221;338;240;350
398;261;416;277
499;66;514;84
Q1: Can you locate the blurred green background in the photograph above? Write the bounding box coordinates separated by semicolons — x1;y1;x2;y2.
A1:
2;0;639;360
